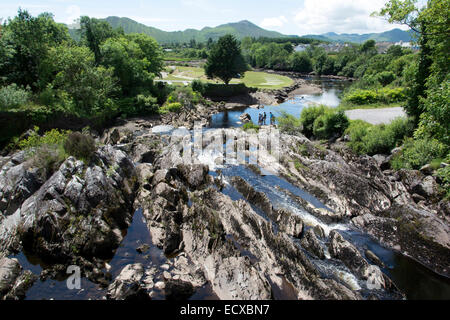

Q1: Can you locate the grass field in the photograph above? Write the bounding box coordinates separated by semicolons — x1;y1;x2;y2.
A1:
157;66;293;90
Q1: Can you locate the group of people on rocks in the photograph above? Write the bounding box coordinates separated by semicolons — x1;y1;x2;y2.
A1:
258;112;276;126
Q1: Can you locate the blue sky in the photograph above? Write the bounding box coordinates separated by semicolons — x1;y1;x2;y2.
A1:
0;0;412;35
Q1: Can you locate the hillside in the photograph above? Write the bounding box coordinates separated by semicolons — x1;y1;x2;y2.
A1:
304;28;415;43
101;17;290;43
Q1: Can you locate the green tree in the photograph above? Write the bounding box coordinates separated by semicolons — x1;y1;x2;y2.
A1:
80;16;122;64
377;0;449;140
40;44;118;115
0;9;70;89
126;33;164;76
100;34;163;96
204;34;248;85
289;52;313;73
314;53;335;75
360;40;377;55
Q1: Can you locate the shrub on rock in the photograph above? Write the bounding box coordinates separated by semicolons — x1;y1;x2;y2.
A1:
64;132;96;161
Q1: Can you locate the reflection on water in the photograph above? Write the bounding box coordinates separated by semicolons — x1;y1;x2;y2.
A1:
217;164;450;300
210;77;351;129
341;229;450;300
12;209;220;300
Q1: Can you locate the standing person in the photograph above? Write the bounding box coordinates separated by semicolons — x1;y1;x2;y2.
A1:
258;113;262;126
263;112;267;125
270;112;275;126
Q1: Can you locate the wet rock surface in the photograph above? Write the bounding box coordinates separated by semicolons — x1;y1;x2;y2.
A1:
0;257;37;300
17;146;138;265
133;144;371;300
0;112;448;300
107;263;151;300
301;229;325;259
0;145;139;292
278;134;450;278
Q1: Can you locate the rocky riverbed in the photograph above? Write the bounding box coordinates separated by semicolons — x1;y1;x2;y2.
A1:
0;79;449;300
0;117;448;300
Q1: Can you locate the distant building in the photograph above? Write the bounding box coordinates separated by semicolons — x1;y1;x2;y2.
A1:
294;44;310;52
376;41;420;53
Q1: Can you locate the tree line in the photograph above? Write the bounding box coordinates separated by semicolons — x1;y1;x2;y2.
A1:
0;10;166;121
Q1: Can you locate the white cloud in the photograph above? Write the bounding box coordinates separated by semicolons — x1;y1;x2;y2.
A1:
65;5;81;25
293;0;409;35
260;15;288;29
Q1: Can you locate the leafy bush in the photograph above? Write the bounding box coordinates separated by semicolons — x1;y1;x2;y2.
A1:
0;84;31;110
380;87;406;103
30;144;67;177
345;120;373;154
414;77;450;146
166;86;203;108
346;117;414;155
391;138;448;170
191;80;206;94
376;71;396;86
118;94;158;118
242;122;260;132
63;132;96;161
299;105;327;137
18;127;70;176
435;164;450;199
159;102;182;114
299;105;349;139
386;117;415;142
277;112;303;135
19;126;69;150
312;109;349;139
344;89;379;105
343;87;406;105
136;94;159;114
361;125;396;155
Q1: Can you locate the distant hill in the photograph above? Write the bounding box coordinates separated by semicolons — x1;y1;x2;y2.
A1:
98;17;291;43
304;29;415;43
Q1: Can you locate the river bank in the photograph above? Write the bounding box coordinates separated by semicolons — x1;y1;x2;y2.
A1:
0;76;448;301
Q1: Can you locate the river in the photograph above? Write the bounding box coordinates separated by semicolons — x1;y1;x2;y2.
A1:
9;77;450;300
210;77;350;128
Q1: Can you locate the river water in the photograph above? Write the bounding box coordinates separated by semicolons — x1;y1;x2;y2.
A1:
9;76;450;300
210;77;350;128
208;76;450;299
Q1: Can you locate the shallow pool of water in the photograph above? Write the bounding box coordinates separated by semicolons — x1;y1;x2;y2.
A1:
210;77;351;129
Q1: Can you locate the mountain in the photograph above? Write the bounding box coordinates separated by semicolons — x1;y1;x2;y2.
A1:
101;17;290;43
304;29;415;43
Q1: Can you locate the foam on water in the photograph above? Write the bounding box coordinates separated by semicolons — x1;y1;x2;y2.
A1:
314;260;362;291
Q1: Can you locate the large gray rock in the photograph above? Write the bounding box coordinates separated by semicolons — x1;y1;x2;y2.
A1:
164;278;195;300
19;146;137;264
397;169;425;195
416;176;439;198
301;229;325;259
239;113;252;123
0;258;21;297
176;164;210;190
107;264;150;300
3;270;37;300
352;204;450;277
328;230;385;289
276;209;303;239
0;155;46;216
